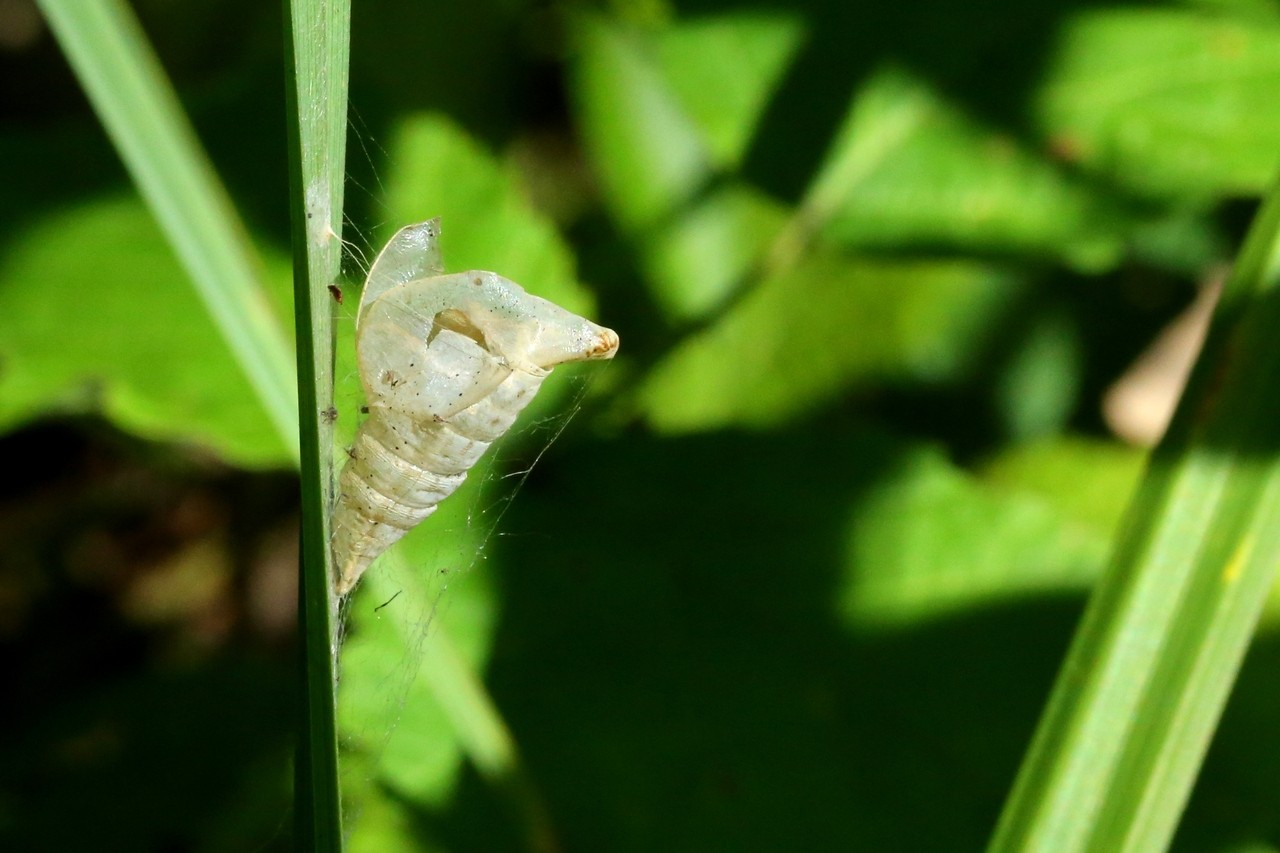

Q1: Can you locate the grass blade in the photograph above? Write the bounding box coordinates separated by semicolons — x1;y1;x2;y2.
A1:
282;0;350;848
988;180;1280;852
35;0;300;460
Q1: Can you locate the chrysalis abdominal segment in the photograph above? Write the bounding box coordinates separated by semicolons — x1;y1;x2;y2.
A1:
331;219;619;595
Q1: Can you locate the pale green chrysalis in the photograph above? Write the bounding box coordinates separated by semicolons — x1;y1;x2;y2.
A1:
331;220;618;595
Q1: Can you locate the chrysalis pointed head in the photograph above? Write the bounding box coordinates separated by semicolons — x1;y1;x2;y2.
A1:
458;272;619;371
525;310;619;369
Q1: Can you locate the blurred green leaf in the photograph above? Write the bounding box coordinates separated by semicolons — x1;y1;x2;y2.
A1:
652;12;806;170
992;308;1084;442
813;69;1128;270
573;13;1137;274
639;252;1018;432
1127;205;1229;275
841;444;1107;628
571;12;711;231
340;759;444;853
0;197;292;466
643;183;789;320
379;114;596;319
1036;9;1280;198
37;0;301;458
979;437;1147;540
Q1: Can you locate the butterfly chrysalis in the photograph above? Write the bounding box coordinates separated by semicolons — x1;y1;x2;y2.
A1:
331;219;618;595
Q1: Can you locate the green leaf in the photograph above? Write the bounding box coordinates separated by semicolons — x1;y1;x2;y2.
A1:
992;308;1084;442
642;183;789;320
379;114;596;318
1036;9;1280;198
639;252;1019;433
570;12;711;231
988;178;1280;852
813;69;1128;270
0;197;291;466
841;445;1107;628
978;437;1147;540
574;12;1135;271
36;0;300;458
283;0;353;848
652;12;806;169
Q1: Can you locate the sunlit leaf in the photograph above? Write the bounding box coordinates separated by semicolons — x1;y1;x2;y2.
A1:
841;444;1107;627
639;251;1019;432
978;437;1147;539
643;183;788;320
1036;9;1280;197
653;12;806;169
571;12;710;230
0;197;292;466
814;69;1128;270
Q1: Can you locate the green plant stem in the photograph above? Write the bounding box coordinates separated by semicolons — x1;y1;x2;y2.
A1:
283;0;351;848
36;0;299;461
988;179;1280;852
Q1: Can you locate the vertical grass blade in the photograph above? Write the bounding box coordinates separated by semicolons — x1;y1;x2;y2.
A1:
282;0;350;848
35;0;300;460
988;181;1280;852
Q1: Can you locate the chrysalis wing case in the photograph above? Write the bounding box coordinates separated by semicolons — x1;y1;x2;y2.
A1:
332;219;619;595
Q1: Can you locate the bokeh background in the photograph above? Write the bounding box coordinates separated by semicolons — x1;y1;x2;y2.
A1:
3;0;1280;850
